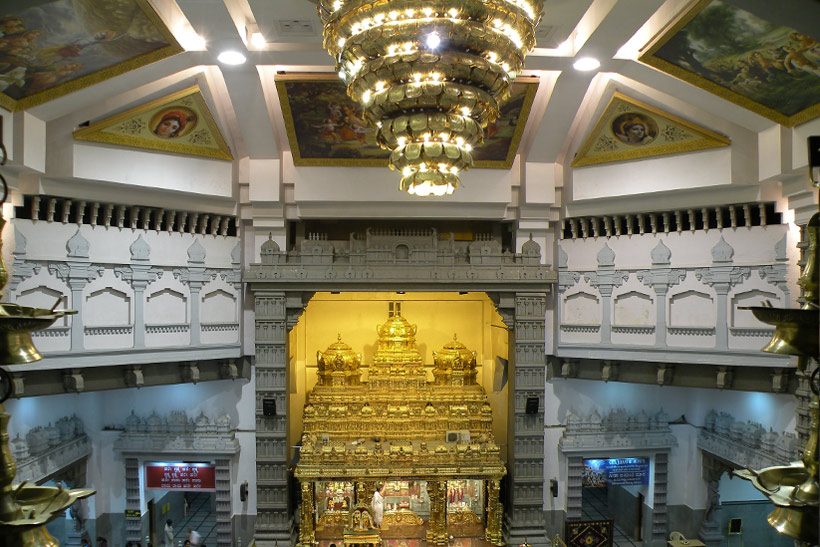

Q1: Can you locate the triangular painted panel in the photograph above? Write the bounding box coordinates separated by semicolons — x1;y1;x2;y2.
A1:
572;92;729;168
73;85;232;161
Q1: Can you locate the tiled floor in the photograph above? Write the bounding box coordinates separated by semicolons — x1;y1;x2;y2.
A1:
172;493;218;546
582;487;642;547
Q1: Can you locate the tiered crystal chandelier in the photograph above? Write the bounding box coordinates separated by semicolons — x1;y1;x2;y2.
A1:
318;0;544;196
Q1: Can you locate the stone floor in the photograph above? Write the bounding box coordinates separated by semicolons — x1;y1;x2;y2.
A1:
582;486;642;547
171;492;218;546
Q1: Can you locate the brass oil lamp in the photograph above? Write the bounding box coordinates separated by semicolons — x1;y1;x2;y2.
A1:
0;168;93;545
736;212;819;545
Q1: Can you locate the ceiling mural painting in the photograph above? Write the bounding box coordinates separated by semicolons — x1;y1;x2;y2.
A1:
572;92;730;167
640;0;820;127
73;84;233;161
0;0;181;111
276;73;539;169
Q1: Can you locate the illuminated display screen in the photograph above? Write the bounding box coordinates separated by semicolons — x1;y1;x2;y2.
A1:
582;457;649;487
145;462;216;491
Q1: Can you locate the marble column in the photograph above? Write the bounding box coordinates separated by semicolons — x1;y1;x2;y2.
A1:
698;454;732;546
584;243;628;345
173;239;210;346
637;240;685;346
48;229;102;351
114;235;160;348
695;236;750;350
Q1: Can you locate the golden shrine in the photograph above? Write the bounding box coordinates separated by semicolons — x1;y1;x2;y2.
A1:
295;309;506;546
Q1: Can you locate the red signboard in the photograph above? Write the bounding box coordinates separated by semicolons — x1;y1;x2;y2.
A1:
145;463;216;491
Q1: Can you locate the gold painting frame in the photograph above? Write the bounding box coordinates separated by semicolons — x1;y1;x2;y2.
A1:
639;0;820;127
0;0;182;112
276;72;539;169
73;84;233;161
572;91;730;167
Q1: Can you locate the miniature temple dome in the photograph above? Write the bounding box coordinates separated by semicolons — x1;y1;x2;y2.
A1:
521;234;541;255
261;233;281;255
711;235;734;263
376;313;418;344
317;334;362;386
433;334;478;385
66;229;90;258
187;239;206;263
318;334;361;373
130;235;151;261
651;240;672;265
597;242;616;267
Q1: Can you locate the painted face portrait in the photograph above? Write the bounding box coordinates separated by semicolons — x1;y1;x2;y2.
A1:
151;108;197;139
612;112;658;146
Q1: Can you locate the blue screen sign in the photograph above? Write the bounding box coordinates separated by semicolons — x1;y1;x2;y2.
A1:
582;457;649;487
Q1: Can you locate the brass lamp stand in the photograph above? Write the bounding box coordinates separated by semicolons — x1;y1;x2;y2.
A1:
736;212;819;546
0;167;94;545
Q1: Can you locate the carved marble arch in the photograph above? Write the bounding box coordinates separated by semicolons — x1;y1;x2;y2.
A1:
202;288;237;322
730;289;779;328
669;289;715;327
84;287;132;326
562;291;600;325
17;285;69;326
613;290;654;326
146;287;188;324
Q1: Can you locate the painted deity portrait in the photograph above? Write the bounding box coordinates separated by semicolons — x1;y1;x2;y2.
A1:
611;112;658;146
0;0;179;111
642;0;820;125
277;75;538;168
150;107;197;139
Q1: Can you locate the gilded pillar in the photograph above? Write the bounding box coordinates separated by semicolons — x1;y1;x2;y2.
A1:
485;478;503;546
298;481;315;547
426;480;447;546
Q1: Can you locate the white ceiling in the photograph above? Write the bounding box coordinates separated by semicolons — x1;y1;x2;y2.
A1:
23;0;820;172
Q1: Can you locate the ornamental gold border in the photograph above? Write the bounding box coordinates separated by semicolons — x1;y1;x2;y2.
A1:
275;72;539;170
638;0;820;128
73;84;233;161
0;0;183;113
572;91;730;168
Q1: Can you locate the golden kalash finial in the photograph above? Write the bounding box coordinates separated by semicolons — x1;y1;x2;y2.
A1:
0;157;92;545
735;211;819;545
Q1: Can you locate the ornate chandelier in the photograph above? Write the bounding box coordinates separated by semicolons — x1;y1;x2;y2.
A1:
318;0;544;196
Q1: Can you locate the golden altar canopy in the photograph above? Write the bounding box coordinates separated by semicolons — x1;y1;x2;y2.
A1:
295;310;506;546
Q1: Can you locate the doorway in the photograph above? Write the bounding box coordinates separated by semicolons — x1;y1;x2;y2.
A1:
146;490;217;545
581;457;648;546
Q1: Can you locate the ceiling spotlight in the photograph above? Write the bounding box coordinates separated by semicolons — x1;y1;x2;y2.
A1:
425;32;441;50
217;50;247;65
573;56;600;71
250;32;266;48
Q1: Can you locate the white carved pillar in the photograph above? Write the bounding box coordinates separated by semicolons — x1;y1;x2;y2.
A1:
48;229;102;351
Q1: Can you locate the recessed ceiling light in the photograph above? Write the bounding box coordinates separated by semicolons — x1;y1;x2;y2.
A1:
573;57;600;71
217;50;246;65
250;32;266;49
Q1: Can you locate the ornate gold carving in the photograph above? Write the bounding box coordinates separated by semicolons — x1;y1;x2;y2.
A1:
317;509;349;529
382;508;424;528
447;507;481;526
296;308;506;542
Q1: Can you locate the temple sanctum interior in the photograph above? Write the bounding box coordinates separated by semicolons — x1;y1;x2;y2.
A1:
0;1;817;547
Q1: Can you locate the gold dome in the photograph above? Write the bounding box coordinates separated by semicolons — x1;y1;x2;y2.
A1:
317;334;362;385
376;313;417;343
433;334;477;385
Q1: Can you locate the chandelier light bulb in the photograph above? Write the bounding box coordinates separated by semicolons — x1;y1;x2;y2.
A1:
573;56;601;71
318;0;544;196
